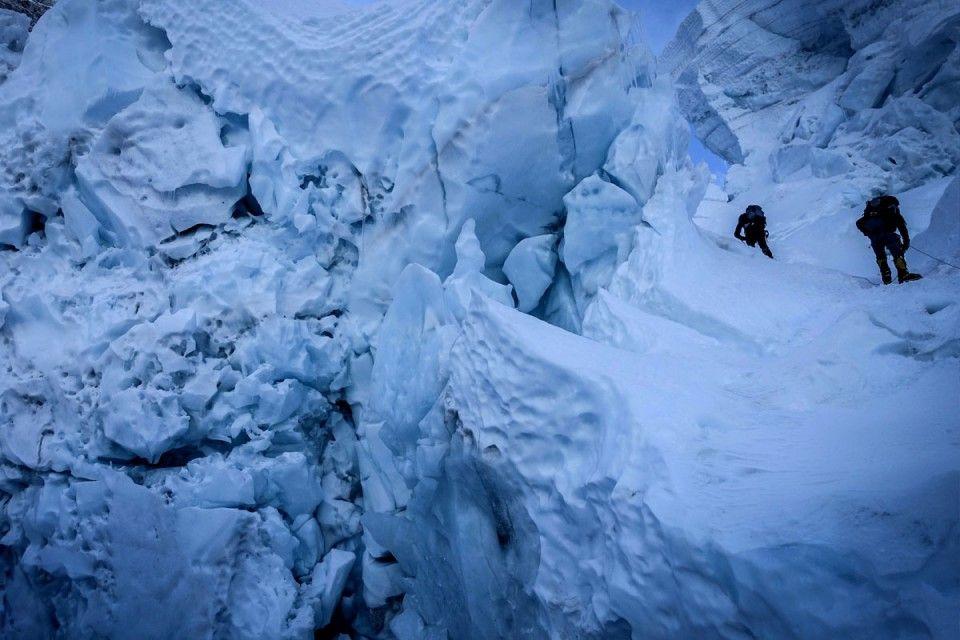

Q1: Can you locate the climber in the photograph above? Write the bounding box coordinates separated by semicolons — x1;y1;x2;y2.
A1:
734;204;774;258
855;195;923;285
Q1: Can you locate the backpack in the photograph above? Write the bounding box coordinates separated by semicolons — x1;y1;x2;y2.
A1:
865;195;899;218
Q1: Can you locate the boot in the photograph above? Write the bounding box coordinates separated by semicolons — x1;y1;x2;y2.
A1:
893;256;922;284
877;257;892;285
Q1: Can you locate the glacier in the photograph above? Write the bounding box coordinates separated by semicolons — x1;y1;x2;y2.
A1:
0;0;957;638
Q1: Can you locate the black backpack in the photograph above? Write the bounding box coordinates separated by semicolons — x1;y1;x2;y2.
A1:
865;195;899;218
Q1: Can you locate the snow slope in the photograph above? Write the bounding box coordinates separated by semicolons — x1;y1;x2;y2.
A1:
0;0;957;638
359;100;959;638
664;0;960;268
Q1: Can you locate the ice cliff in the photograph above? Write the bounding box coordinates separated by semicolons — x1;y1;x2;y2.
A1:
0;0;957;639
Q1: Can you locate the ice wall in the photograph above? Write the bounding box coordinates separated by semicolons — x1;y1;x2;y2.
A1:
138;0;647;309
0;0;657;637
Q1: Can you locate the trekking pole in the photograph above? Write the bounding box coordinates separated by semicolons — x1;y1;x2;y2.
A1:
910;246;960;271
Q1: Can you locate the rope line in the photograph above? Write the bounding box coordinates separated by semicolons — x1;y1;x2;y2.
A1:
911;246;960;271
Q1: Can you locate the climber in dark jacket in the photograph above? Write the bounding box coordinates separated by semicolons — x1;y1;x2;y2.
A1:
734;204;773;258
856;195;922;284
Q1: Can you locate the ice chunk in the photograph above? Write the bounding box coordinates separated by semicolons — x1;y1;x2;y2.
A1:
276;257;335;318
10;472;316;639
304;549;356;628
164;457;257;509
101;387;190;463
559;172;650;311
389;606;426;640
180;364;220;412
61;187;107;258
0;0;168;247
443;220;515;322
368;264;454;457
0;390;52;469
502;234;558;313
838;40;897;112
0;200;32;248
360;547;405;608
254;452;323;518
0;9;29;85
913;175;960;269
561;175;640;276
603;85;691;205
75;83;248;246
232;317;346;390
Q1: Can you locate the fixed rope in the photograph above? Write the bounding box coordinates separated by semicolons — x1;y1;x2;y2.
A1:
911;246;960;271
